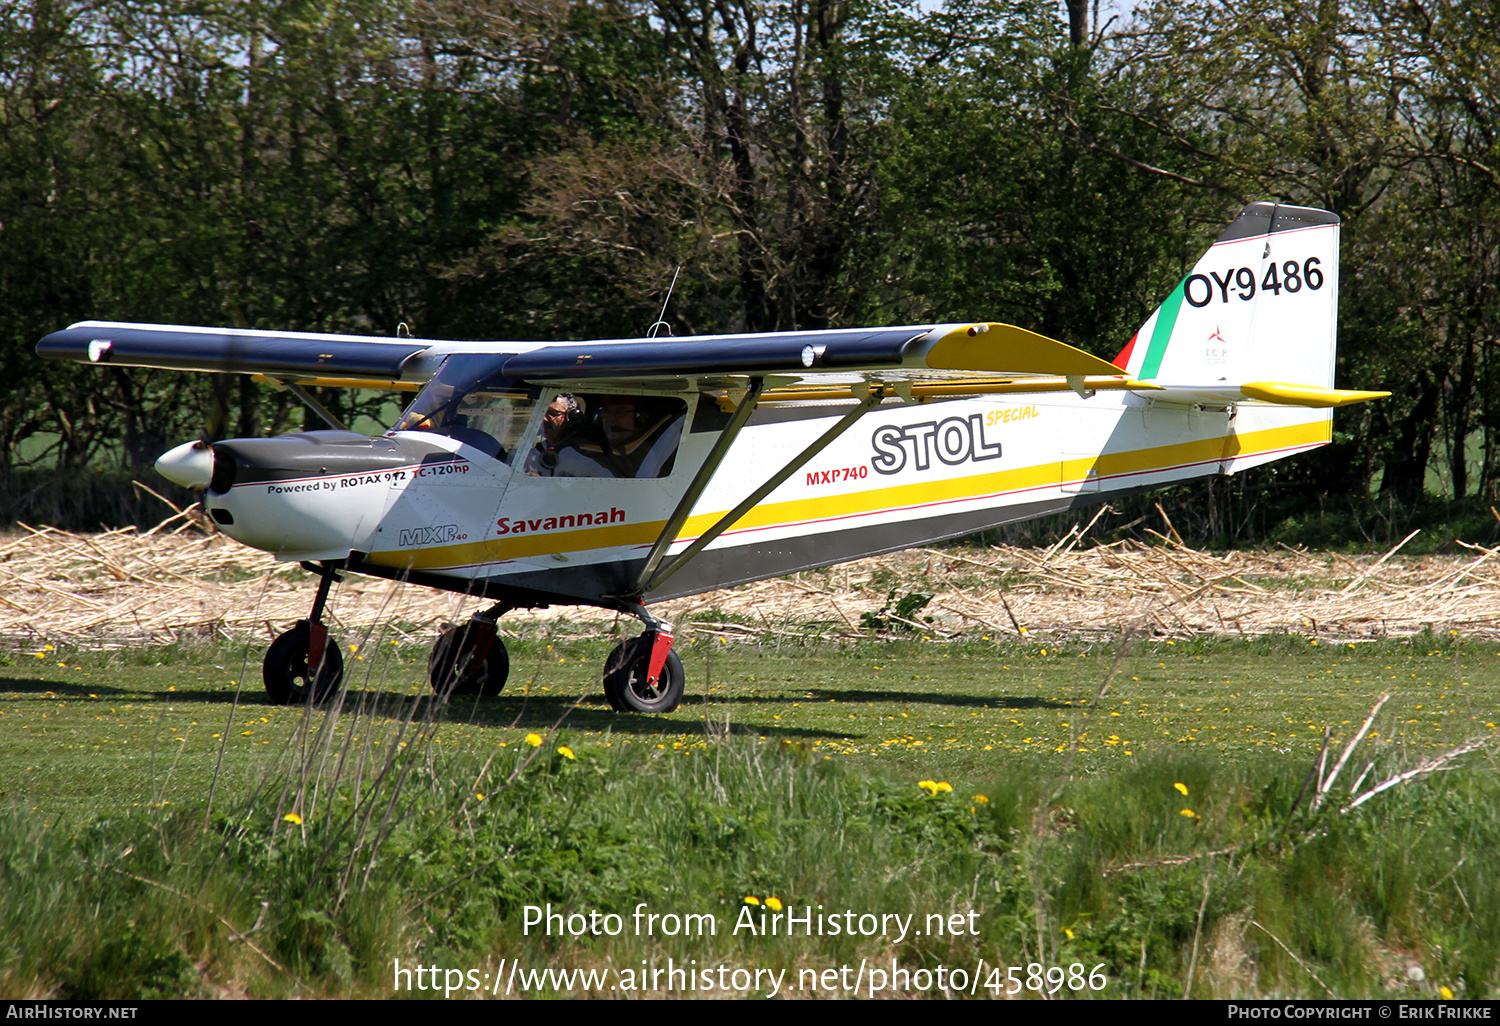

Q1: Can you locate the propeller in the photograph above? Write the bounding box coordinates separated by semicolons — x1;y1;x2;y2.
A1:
155;439;214;489
156;376;232;490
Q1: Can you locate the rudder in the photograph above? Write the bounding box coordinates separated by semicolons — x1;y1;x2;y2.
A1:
1114;203;1341;389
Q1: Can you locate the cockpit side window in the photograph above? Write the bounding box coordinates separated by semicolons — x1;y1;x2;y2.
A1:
391;355;536;463
525;391;687;479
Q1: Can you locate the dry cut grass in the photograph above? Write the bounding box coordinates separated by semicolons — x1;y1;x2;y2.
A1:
5;508;1500;647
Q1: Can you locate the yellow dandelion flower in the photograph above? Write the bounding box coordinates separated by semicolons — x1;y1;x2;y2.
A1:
282;812;303;825
524;732;543;747
1064;928;1075;940
918;780;939;795
1174;782;1189;796
744;896;760;906
935;781;953;793
1180;808;1196;819
972;794;989;804
1440;986;1454;1000
558;745;576;760
766;897;783;912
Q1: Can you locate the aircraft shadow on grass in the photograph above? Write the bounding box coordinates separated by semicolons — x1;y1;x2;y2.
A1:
0;676;850;740
687;688;1070;710
0;675;151;700
428;696;859;740
3;673;1067;738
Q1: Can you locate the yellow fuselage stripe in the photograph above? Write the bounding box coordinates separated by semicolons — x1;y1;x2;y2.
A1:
366;420;1328;571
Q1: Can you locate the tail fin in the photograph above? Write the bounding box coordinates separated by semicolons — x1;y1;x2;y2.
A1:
1115;203;1342;391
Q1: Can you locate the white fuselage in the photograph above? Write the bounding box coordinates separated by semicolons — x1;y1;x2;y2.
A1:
203;388;1327;605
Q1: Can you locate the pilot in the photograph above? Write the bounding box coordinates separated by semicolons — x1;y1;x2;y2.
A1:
554;394;681;478
524;393;583;475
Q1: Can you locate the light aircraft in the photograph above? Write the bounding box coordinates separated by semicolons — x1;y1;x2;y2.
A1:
37;202;1386;714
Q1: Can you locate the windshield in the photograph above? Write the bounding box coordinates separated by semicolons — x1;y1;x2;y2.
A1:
391;355;536;462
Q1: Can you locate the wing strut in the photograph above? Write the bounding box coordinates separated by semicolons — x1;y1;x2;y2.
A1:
272;378;349;431
634;379;767;592
640;385;885;595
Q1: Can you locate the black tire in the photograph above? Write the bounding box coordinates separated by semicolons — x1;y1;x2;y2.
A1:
429;623;509;697
263;623;344;705
601;641;633;712
602;638;684;714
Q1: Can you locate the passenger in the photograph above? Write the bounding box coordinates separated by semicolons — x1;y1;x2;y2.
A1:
554;394;683;478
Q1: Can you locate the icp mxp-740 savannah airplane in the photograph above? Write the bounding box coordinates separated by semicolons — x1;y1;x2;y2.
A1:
37;202;1387;714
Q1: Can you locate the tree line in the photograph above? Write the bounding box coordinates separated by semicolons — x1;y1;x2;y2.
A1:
2;0;1496;534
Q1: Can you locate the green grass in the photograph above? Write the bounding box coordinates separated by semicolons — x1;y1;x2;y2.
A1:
3;631;1494;810
0;630;1497;999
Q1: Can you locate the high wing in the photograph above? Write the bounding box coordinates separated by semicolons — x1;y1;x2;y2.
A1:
38;317;1133;391
37;317;1384;409
36;321;435;384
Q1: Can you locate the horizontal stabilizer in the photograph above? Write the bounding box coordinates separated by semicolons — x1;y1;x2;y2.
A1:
1136;380;1390;408
1240;381;1391;408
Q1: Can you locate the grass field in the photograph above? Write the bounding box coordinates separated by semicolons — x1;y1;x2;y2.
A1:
4;631;1495;807
1;628;1497;999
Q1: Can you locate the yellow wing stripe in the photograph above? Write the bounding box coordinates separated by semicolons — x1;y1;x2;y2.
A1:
736;375;1159;409
251;373;421;391
365;420;1328;571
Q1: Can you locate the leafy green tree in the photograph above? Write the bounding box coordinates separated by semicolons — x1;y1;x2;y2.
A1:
1116;0;1500;504
860;0;1203;353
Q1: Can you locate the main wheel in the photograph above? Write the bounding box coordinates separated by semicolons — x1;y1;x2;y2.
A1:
602;638;684;714
263;623;344;705
429;623;509;697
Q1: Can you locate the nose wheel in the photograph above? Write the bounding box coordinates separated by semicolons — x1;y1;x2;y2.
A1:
429;619;510;697
602;632;684;714
263;621;345;705
263;564;347;705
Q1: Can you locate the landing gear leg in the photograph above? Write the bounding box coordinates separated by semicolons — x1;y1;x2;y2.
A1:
601;604;683;714
429;601;511;697
263;562;345;705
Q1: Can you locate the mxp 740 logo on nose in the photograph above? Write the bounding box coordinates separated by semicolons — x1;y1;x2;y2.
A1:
398;524;465;546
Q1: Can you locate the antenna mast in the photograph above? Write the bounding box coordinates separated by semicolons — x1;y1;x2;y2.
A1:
646;265;682;338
